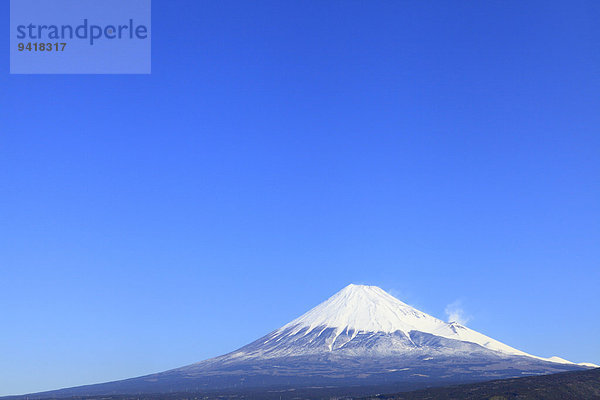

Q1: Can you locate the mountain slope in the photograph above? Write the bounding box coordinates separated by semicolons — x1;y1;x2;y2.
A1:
365;367;600;400
241;284;536;357
7;284;595;399
190;284;588;364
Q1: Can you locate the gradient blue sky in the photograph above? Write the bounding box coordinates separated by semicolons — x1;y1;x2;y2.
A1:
1;0;599;396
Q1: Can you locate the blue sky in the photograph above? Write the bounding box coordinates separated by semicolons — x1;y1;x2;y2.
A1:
1;0;599;395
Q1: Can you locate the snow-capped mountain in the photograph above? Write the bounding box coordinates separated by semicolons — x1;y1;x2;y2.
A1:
220;284;588;365
230;284;536;358
10;284;596;399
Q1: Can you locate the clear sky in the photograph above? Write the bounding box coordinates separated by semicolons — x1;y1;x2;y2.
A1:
1;0;599;396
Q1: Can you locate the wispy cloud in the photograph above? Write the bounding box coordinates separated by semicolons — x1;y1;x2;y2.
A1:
387;288;405;300
445;300;471;325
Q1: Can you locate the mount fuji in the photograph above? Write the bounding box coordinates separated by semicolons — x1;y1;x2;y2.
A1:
10;284;596;399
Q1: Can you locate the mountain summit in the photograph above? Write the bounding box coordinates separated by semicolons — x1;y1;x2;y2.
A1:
11;284;595;399
198;284;584;364
273;284;530;356
284;284;436;334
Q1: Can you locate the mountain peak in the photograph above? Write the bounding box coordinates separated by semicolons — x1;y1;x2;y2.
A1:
341;283;379;289
337;283;390;296
273;284;562;362
280;284;441;334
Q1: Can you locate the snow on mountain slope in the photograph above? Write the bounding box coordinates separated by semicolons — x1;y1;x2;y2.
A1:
252;284;577;364
280;284;440;334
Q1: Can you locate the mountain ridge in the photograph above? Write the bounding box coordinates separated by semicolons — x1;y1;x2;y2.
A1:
5;283;595;399
210;284;590;366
